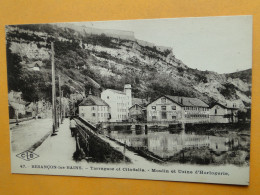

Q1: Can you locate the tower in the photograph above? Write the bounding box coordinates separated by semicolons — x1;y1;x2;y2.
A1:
124;84;132;108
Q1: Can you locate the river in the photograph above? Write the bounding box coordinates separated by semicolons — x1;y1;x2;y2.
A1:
106;127;250;166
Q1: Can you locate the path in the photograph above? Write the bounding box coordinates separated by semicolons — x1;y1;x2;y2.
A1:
34;118;84;164
10;118;52;153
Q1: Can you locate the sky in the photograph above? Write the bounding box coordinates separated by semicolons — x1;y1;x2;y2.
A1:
74;16;252;74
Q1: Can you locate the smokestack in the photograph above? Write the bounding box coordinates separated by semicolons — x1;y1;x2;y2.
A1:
124;84;132;107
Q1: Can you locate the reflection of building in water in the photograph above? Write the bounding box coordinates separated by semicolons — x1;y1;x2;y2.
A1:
147;132;229;158
108;130;231;159
109;132;148;149
208;136;229;152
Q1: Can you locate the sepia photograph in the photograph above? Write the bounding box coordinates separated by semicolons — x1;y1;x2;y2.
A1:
6;15;252;185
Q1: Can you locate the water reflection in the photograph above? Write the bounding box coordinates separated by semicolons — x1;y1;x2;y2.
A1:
107;129;239;159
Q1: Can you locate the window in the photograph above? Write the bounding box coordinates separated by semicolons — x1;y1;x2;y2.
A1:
107;96;109;99
92;107;95;110
92;113;95;117
215;109;217;114
152;116;157;120
152;106;156;110
172;116;176;120
161;97;166;104
172;106;176;110
161;112;167;119
161;106;166;110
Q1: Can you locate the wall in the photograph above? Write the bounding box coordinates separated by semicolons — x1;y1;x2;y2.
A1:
79;105;110;123
101;89;131;122
209;105;228;123
147;97;183;122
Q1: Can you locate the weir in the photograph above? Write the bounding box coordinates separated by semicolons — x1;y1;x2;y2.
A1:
101;121;184;132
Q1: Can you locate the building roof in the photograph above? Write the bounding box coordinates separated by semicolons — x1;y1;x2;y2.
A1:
79;95;109;107
132;98;148;106
26;61;43;68
105;89;126;95
9;90;22;97
129;103;144;110
165;95;209;107
209;102;238;110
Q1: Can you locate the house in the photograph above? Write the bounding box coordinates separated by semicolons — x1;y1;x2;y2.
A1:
129;104;146;122
101;84;132;122
129;98;148;122
79;93;110;124
146;95;210;123
8;90;22;103
8;90;27;118
25;102;36;117
209;102;238;123
26;61;43;71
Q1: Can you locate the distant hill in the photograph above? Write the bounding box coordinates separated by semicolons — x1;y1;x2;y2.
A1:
225;69;252;83
5;24;252;110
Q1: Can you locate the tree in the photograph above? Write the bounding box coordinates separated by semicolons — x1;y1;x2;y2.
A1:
6;41;22;91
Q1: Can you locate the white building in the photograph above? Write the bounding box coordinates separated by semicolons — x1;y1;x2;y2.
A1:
146;95;210;123
101;84;132;122
209;103;238;123
79;94;110;124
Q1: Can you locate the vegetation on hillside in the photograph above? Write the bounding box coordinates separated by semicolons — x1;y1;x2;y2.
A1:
5;24;252;107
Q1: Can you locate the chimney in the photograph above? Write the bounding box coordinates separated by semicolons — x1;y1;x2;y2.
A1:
147;97;151;104
124;84;132;107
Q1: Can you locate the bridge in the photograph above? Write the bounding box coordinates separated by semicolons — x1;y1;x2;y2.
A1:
77;117;185;133
100;120;185;131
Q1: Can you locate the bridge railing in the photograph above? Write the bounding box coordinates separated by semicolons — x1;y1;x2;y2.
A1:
77;117;97;131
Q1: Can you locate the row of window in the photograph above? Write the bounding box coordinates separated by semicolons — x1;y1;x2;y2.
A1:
117;96;129;100
151;115;177;120
185;114;209;118
117;108;127;113
106;96;130;100
184;107;208;111
91;106;108;111
117;102;129;108
118;114;127;119
92;113;109;117
151;106;176;111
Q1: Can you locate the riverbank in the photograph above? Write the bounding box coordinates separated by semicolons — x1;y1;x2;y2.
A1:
185;122;250;135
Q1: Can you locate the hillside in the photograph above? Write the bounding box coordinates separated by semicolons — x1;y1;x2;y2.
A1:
5;24;252;109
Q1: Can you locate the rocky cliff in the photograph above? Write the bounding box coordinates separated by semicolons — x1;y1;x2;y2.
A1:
5;24;251;109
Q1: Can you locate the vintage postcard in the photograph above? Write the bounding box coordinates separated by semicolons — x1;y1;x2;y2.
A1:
6;15;252;185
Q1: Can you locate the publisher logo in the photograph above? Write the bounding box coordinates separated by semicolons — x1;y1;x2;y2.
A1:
16;150;39;161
